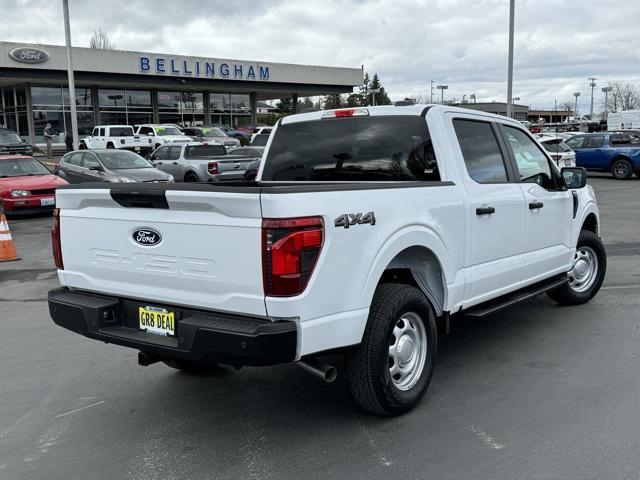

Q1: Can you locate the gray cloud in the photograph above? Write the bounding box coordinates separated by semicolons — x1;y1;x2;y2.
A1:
3;0;639;110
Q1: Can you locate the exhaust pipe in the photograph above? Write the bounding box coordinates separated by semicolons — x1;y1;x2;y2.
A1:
297;358;337;383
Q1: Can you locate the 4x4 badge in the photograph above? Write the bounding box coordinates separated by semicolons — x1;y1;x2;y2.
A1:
334;212;376;229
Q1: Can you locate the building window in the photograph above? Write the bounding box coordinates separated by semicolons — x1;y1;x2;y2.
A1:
158;91;204;127
2;86;29;140
209;93;250;128
31;86;95;142
98;88;153;128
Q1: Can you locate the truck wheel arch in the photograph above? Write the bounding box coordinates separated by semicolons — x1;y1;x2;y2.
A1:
582;212;598;235
363;228;450;317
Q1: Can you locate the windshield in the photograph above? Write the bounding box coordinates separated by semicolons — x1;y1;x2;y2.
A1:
262;116;440;181
541;139;571;153
185;145;227;158
200;128;227;137
0;158;50;177
109;127;134;137
0;133;22;145
156;127;182;136
251;134;270;147
96;150;152;170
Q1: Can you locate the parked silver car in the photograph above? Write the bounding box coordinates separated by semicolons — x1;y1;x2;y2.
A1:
150;142;260;182
57;149;174;184
181;127;240;150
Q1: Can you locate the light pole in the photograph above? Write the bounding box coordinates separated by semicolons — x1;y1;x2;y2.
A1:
573;92;581;120
601;86;612;120
62;0;79;151
506;0;515;118
430;80;435;104
369;87;381;106
589;77;597;119
470;94;477;103
437;85;448;104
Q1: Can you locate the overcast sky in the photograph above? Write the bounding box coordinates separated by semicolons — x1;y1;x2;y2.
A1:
3;0;640;111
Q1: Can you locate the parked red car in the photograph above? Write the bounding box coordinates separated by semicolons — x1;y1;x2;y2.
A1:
0;155;68;214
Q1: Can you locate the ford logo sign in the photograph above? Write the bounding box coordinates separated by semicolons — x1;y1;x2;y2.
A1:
132;228;162;246
8;47;50;64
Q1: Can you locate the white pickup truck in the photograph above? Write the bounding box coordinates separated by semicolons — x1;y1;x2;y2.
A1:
48;105;606;416
79;125;153;154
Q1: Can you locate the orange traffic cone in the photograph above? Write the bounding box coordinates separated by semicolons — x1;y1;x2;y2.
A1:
0;203;20;262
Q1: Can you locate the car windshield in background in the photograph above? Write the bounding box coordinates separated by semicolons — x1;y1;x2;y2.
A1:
541;139;571;153
201;128;226;137
0;158;50;177
0;133;22;144
109;127;134;137
156;127;182;136
185;145;227;158
96;151;151;170
251;134;270;147
261;116;439;181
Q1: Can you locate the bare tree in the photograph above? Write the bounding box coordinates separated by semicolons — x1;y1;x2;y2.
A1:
605;81;640;113
89;29;115;50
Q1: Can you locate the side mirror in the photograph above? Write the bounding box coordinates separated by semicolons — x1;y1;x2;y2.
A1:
562;167;587;189
147;132;154;136
89;165;103;172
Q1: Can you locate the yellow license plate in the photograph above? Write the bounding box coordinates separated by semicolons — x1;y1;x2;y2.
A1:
139;306;175;336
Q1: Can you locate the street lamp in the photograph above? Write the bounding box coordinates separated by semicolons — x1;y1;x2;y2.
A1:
573;92;581;119
470;94;477;103
436;85;448;104
506;0;515;118
601;86;612;119
62;0;79;150
512;97;520;102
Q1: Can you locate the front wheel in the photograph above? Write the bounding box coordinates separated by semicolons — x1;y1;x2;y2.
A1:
345;284;437;416
548;230;606;305
611;158;633;180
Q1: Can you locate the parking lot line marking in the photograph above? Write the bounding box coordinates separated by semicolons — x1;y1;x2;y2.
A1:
601;284;640;290
469;425;506;450
54;400;105;418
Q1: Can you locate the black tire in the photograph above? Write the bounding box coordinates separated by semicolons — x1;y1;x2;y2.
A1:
345;284;437;416
611;157;633;180
106;142;115;149
184;173;199;182
163;358;217;374
548;230;606;305
79;142;87;150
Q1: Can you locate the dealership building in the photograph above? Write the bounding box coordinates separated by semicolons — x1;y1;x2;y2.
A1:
0;41;362;144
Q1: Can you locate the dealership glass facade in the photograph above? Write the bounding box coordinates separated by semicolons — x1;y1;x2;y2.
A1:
1;86;29;140
98;89;153;127
31;86;94;143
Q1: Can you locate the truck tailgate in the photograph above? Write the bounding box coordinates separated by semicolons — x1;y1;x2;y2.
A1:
56;186;266;316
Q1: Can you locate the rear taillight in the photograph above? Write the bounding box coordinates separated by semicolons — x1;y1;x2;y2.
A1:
262;216;324;296
208;161;219;174
52;208;63;269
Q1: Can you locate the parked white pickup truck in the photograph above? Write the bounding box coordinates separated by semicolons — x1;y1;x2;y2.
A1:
49;105;606;416
134;124;193;151
79;125;153;154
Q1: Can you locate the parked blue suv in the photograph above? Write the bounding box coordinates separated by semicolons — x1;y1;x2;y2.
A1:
566;132;640;179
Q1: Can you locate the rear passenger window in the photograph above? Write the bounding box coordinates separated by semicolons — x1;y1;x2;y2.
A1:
586;136;604;148
453;119;508;183
168;146;182;160
65;152;83;166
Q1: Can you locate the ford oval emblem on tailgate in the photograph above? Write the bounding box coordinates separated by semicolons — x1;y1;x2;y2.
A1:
132;228;162;246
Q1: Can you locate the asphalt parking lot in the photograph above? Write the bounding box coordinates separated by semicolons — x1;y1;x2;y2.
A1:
1;175;639;480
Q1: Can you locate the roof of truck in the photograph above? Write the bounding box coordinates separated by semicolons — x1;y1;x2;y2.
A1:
280;104;524;127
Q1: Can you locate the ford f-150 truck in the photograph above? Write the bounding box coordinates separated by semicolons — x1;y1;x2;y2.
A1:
48;105;606;416
79;125;153;155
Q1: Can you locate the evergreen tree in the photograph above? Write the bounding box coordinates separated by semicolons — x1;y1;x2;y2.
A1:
322;94;343;110
276;97;295;114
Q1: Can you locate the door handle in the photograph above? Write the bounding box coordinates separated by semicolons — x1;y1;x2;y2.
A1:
171;162;178;165
476;206;495;215
156;161;163;165
529;201;544;210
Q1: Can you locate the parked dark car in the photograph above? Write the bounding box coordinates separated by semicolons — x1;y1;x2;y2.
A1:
566;132;640;179
57;149;174;184
0;128;33;156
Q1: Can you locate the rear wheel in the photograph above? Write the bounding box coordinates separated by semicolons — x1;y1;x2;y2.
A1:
611;157;633;179
345;284;437;416
184;173;199;182
548;230;606;305
79;142;87;150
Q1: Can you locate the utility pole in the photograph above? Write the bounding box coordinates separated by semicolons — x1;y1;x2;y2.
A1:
601;86;612;120
437;85;448;104
430;80;435;104
62;0;79;151
506;0;515;118
589;77;597;119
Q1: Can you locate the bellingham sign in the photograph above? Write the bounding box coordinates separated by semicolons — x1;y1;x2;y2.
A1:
9;47;50;64
139;56;270;81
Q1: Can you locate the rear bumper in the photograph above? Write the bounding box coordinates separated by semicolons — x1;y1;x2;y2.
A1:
48;287;297;366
